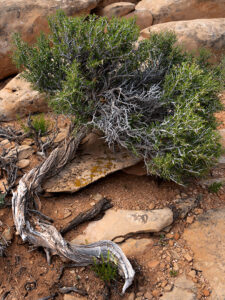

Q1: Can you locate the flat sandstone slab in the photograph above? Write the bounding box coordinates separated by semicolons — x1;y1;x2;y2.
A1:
43;133;140;193
141;19;225;55
71;208;173;244
183;209;225;300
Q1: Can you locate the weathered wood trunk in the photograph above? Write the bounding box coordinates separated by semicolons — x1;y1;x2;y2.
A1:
12;129;135;294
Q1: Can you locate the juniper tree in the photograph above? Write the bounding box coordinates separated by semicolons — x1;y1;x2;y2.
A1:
13;10;224;184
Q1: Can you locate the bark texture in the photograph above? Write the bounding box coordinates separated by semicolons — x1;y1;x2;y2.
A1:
12;129;135;294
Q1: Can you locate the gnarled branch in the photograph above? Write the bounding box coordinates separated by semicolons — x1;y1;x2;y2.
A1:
12;127;135;294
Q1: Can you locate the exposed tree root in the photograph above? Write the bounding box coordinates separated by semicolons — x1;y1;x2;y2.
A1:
60;197;113;236
12;128;135;295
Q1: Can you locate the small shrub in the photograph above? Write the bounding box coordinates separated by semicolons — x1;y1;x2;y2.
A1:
92;252;118;283
0;193;5;206
159;234;168;246
21;114;50;136
208;181;223;193
12;11;224;184
170;269;178;277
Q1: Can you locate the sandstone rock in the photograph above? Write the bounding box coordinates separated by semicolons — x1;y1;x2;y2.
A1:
43;133;141;193
97;2;135;18
96;0;137;8
141;19;225;55
0;0;100;80
0;139;15;155
160;274;197;300
0;139;10;146
183;209;225;300
21;138;34;146
16;159;30;169
124;9;153;30
54;129;69;143
64;295;87;300
121;238;153;256
122;161;147;176
7;145;34;160
6;145;34;161
136;0;225;24
71;207;173;244
0;75;48;121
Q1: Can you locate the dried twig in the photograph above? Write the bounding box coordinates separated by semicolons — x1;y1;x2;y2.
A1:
59;286;87;296
12;127;135;294
37;293;58;300
60;197;113;235
0;291;10;300
0;126;27;143
0;149;19;197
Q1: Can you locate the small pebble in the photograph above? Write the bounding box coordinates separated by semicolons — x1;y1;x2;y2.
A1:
164;284;173;292
188;270;196;278
166;233;173;239
194;208;203;215
173;262;179;271
184;253;193;262
16;159;30;169
166;256;171;262
92;193;103;202
148;260;159;269
144;291;152;299
63;209;72;219
152;289;160;297
161;280;167;288
169;240;174;246
160;262;166;269
149;203;155;210
174;233;180;240
186;216;195;224
202;289;210;297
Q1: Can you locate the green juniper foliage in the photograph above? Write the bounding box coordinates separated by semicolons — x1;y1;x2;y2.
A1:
20;114;50;137
13;10;224;184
